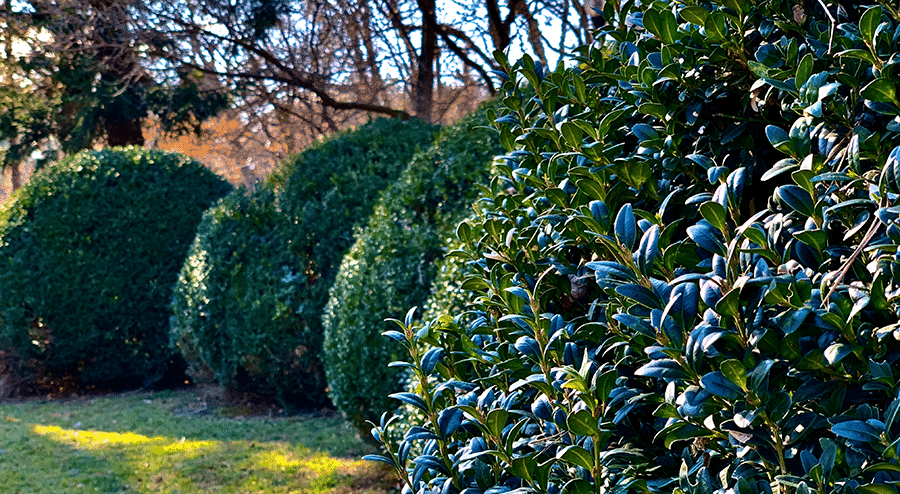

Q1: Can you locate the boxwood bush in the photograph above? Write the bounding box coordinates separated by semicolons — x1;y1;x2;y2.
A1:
169;185;321;402
323;106;502;436
0;147;231;388
369;2;900;493
170;118;436;406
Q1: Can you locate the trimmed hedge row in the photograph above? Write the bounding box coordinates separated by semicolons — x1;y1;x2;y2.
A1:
170;118;437;406
323;104;502;435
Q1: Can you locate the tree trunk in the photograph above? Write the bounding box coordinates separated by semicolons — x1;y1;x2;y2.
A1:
9;163;21;192
93;0;146;147
104;117;145;147
414;0;438;122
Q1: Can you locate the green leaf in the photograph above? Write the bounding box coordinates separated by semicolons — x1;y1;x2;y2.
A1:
720;359;748;390
723;0;745;16
775;185;815;217
861;78;898;105
763;77;798;95
680;6;708;25
562;479;594;494
615;203;636;250
662;423;715;448
714;286;741;319
615;284;661;309
863;463;900;474
836;49;880;66
560;121;584;148
511;455;537;480
859;6;883;47
594;369;618;403
767;391;791;421
755;44;783;69
741;224;767;247
761;159;799;182
572;74;587;103
699;202;727;232
389;392;429;412
566;409;599;436
858;485;898;494
618;161;652;188
748;359;773;393
658;9;679;45
643;9;661;40
824;343;858;365
638;103;668;121
796;53;814;89
705;12;727;41
766;125;794;155
557;445;594;470
485;408;508;438
793;229;827;253
362;454;397;466
687;223;726;256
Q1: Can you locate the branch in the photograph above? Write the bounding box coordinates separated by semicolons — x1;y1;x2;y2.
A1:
436;29;496;94
179;60;411;119
158;18;411;119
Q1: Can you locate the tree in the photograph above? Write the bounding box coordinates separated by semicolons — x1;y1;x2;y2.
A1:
0;0;596;191
0;0;227;184
146;0;594;127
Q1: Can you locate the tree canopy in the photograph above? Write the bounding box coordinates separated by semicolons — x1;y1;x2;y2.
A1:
0;0;598;186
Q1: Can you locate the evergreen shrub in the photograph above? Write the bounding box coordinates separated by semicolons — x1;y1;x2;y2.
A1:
369;2;900;493
0;147;231;387
170;118;436;406
323;105;502;436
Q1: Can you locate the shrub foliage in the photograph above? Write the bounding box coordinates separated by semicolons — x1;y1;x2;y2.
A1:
170;118;436;406
323;106;502;435
169;186;321;402
369;2;900;493
0;147;232;387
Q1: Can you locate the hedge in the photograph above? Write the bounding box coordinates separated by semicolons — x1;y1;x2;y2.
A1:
0;147;231;387
170;118;436;406
370;2;900;493
323;104;502;436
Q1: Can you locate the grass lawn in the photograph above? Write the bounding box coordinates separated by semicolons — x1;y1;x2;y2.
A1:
0;388;396;493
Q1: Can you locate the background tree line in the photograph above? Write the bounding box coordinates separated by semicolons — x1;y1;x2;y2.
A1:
0;0;604;198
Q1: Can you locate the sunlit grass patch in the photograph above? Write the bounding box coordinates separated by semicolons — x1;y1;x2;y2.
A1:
0;389;394;493
33;424;164;447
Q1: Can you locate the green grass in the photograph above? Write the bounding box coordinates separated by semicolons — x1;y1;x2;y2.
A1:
0;389;396;493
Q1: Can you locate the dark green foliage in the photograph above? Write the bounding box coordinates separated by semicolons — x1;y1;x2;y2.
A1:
171;118;436;406
169;186;322;403
322;106;502;436
369;2;900;493
271;117;438;301
0;147;231;387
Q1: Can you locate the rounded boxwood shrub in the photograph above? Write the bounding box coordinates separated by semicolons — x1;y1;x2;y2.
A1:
169;185;319;402
170;118;436;406
0;147;232;387
322;105;502;435
369;2;900;493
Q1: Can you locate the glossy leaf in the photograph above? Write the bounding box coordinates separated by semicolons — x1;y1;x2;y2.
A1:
830;420;881;443
567;409;599;436
615;203;636;250
635;359;689;380
700;372;743;400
